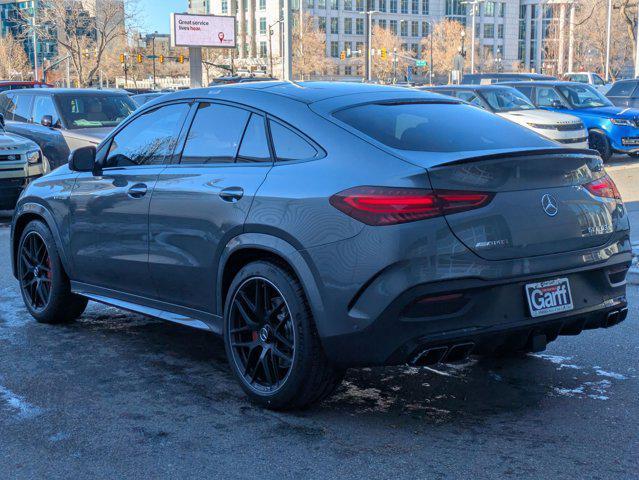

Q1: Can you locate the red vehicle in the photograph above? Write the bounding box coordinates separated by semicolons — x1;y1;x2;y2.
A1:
0;81;52;92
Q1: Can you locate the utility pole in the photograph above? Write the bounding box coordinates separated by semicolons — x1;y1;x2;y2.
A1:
392;48;397;83
31;8;38;82
462;0;484;74
605;0;612;81
123;58;128;88
635;0;639;78
282;0;292;80
152;35;157;89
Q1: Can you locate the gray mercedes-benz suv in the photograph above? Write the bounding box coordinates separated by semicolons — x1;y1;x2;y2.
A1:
10;82;631;409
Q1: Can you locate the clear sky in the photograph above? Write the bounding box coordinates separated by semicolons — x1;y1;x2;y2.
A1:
138;0;186;34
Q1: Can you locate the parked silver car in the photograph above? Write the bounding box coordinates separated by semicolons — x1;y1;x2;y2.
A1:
0;115;47;210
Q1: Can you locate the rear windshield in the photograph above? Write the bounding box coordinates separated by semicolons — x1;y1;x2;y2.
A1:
55;93;136;129
333;102;551;152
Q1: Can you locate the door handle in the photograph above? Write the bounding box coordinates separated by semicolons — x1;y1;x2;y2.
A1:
127;183;148;198
219;186;244;203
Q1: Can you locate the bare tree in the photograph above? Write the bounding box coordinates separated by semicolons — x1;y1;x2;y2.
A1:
25;0;140;87
293;14;331;80
422;19;465;77
571;0;633;79
371;25;412;83
617;0;638;65
0;34;32;80
202;48;234;84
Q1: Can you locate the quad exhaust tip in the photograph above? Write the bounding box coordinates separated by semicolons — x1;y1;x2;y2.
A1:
410;343;475;366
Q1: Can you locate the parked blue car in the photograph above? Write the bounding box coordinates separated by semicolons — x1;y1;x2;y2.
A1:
504;81;639;161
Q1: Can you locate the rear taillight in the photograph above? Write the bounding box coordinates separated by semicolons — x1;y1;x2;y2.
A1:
329;186;494;226
584;175;621;200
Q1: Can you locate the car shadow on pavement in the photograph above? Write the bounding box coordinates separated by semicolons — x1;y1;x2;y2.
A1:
26;301;625;428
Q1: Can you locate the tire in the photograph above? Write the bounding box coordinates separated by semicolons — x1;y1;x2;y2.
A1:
588;130;612;162
17;220;88;324
223;260;344;410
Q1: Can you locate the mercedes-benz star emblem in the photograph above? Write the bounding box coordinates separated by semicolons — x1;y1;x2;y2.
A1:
541;194;559;217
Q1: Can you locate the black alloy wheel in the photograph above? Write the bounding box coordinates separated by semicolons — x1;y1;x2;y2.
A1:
19;231;52;312
17;220;88;324
228;277;296;393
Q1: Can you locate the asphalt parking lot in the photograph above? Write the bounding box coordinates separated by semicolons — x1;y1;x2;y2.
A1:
0;156;638;480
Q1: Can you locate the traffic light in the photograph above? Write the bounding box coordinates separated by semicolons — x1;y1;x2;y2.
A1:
159;55;165;64
119;53;125;64
177;54;185;64
136;54;143;63
381;48;387;60
340;51;346;61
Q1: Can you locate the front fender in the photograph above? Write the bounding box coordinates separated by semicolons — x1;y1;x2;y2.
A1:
217;233;328;338
11;201;70;280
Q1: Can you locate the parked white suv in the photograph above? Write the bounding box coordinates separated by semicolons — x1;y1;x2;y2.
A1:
424;85;589;149
0;115;48;210
563;72;611;94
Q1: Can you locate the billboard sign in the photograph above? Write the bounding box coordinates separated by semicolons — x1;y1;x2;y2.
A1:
171;13;236;48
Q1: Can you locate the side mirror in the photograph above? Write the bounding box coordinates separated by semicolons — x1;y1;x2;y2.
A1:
41;115;60;128
550;100;563;108
68;146;97;173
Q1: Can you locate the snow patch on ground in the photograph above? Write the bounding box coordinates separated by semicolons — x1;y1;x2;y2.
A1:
0;383;43;420
531;353;582;370
554;380;613;401
593;368;628;380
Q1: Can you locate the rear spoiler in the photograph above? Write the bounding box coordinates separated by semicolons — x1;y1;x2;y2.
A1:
427;147;601;169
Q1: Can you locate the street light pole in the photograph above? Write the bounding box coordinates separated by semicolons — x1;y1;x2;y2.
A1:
605;0;612;81
422;19;435;85
268;19;283;78
462;0;484;74
365;10;379;82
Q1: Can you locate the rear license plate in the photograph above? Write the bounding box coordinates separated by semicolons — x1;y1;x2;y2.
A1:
525;278;574;318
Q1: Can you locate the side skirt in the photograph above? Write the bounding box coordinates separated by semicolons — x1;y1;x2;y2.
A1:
70;281;223;334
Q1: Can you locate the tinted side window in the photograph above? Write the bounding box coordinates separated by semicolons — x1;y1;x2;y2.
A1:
608;82;636;97
106;103;189;168
13;94;33;122
456;90;485;108
32;95;60;125
535;87;566;107
0;94;13;119
593;74;605;86
180;103;250;164
237;114;271;163
514;86;534;100
270;120;318;161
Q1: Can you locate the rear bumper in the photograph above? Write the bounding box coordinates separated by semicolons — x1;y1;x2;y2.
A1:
321;260;630;367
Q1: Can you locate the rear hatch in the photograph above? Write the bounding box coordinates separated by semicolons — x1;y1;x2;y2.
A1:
423;150;622;260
